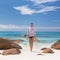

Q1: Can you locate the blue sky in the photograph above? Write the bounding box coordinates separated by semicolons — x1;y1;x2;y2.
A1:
0;0;60;31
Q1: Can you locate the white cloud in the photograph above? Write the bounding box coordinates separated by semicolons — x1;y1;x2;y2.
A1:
13;6;60;15
0;24;20;29
35;26;60;31
0;24;19;29
36;26;60;29
30;0;57;5
0;24;60;30
14;6;35;15
37;6;60;13
0;24;27;31
0;24;60;31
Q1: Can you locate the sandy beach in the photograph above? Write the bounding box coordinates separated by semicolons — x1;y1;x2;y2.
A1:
0;42;60;60
0;0;60;59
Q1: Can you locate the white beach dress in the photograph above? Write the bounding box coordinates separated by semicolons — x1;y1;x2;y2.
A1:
28;27;36;37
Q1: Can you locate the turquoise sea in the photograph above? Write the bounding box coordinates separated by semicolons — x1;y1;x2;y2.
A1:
0;31;60;44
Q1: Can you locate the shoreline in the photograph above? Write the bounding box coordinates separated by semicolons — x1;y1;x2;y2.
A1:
0;43;60;60
0;38;60;60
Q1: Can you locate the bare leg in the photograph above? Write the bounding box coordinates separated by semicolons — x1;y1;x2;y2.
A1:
29;37;34;52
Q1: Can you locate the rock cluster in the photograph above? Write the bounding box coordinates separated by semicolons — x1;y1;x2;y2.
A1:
0;38;22;55
51;40;60;50
41;48;54;53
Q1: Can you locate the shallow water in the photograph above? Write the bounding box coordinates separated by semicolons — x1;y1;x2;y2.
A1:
0;31;60;44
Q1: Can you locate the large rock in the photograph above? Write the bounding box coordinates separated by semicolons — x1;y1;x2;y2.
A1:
51;40;60;50
0;38;22;50
11;40;21;43
41;48;48;50
41;48;54;53
11;40;24;43
11;42;22;49
2;48;21;55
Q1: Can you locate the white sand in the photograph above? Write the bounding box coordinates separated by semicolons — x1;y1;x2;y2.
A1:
0;43;60;60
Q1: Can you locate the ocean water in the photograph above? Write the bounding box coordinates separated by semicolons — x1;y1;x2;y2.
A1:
0;31;60;44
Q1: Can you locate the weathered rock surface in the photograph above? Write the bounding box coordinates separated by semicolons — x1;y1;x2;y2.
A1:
51;40;60;50
2;48;21;55
41;48;47;50
11;40;20;43
0;38;22;50
11;42;22;49
11;40;24;43
41;48;54;53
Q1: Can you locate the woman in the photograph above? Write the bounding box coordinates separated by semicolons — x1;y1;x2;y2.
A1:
28;23;36;52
